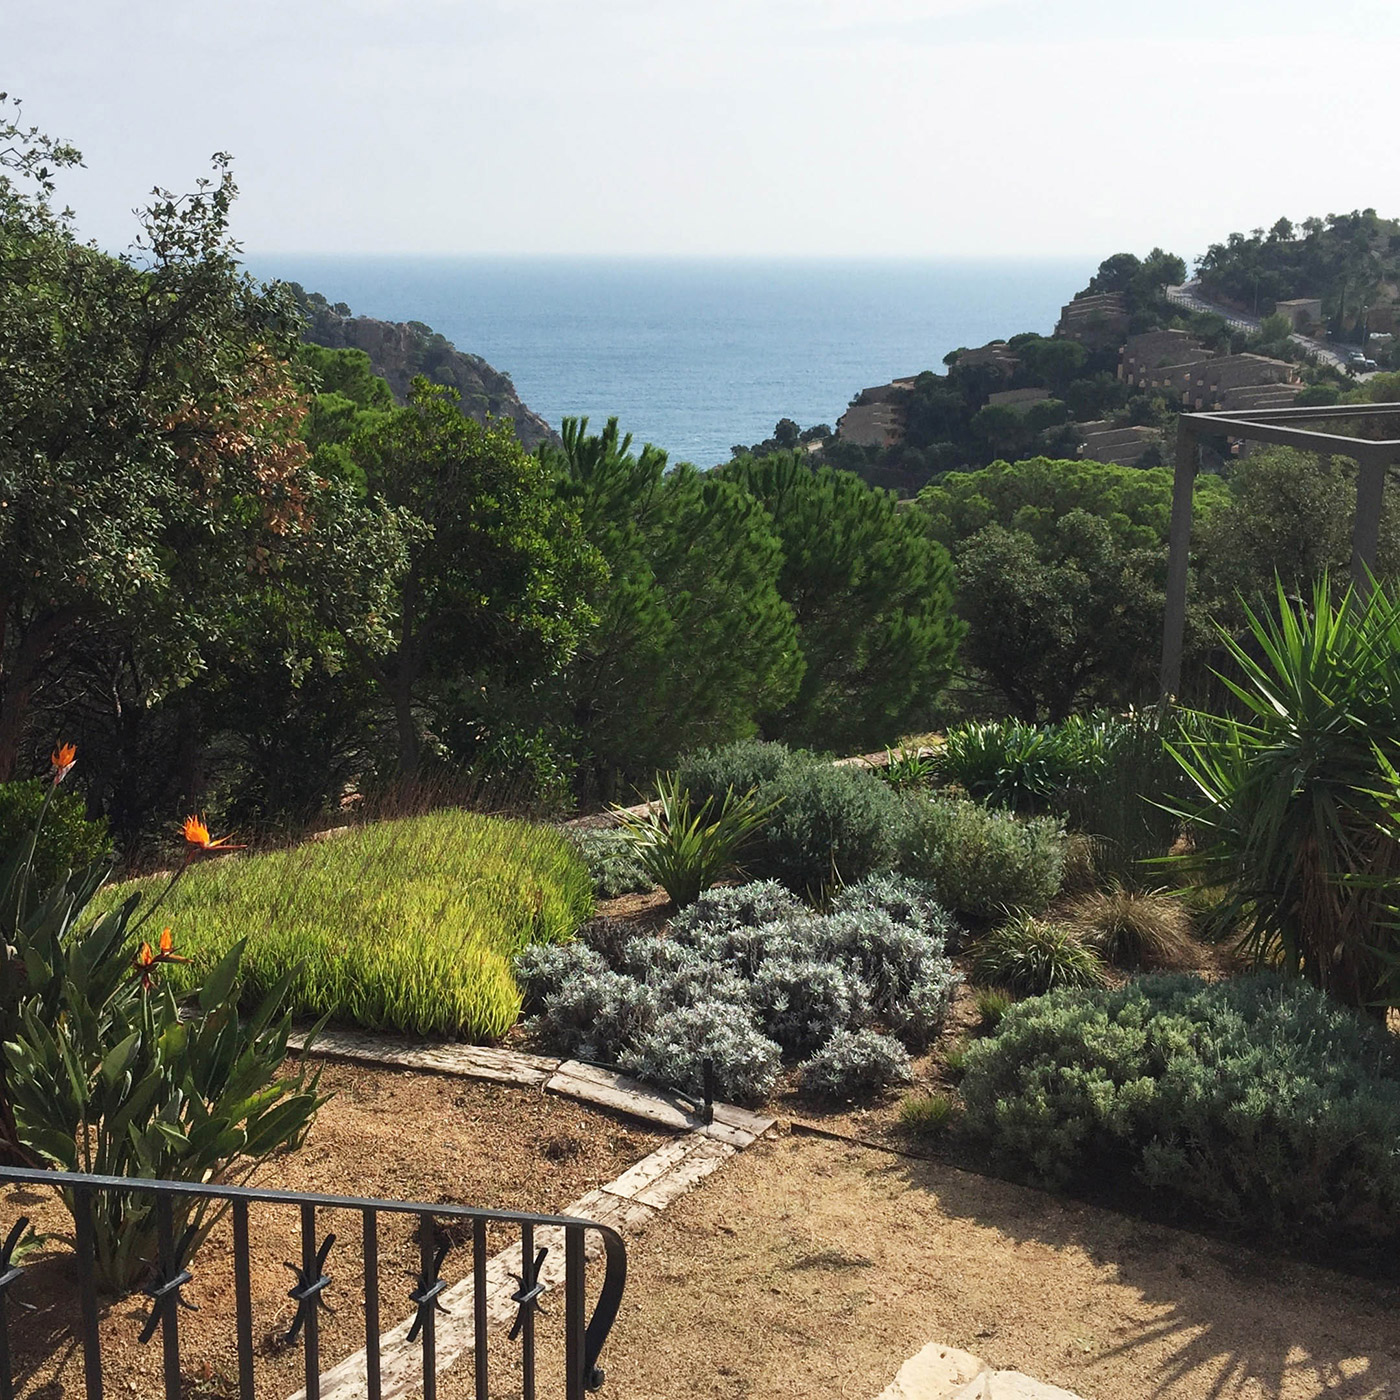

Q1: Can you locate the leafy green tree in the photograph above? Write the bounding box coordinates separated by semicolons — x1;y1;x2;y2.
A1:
921;457;1223;718
1008;336;1087;396
920;455;1202;554
1195;448;1400;621
538;419;801;796
0;99;384;788
339;382;600;775
969;404;1032;461
719;453;962;749
952;514;1171;721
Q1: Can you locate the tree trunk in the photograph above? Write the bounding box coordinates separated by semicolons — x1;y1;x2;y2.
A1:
0;610;76;782
392;672;419;777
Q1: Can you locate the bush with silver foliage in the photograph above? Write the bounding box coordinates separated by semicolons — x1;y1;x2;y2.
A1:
801;1029;913;1098
517;876;962;1103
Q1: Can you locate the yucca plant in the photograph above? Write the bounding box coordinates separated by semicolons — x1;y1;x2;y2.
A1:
1168;577;1400;1010
613;773;778;907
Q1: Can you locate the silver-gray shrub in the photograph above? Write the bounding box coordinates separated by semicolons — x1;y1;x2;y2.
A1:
669;880;805;938
620;935;754;1009
671;919;805;979
526;965;659;1062
514;941;608;1010
619;999;783;1103
800;1028;912;1098
750;954;871;1057
809;908;961;1048
834;873;964;951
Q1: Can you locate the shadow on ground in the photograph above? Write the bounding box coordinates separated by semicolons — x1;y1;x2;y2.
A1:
891;1151;1398;1400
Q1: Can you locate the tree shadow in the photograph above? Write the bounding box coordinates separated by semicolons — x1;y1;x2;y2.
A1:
887;1152;1399;1399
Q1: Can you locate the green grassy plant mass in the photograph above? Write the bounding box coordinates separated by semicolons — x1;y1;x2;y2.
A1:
98;811;593;1040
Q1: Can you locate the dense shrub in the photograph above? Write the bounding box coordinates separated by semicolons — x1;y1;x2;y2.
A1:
751;954;871;1057
811;906;959;1047
514;940;608;1010
833;872;964;952
670;880;805;939
570;828;654;898
938;718;1096;811
620;935;754;1009
523;877;961;1102
673;738;803;815
970;915;1107;994
526;964;659;1062
801;1029;912;1098
960;974;1400;1253
619;1001;783;1103
750;762;907;896
897;796;1064;919
937;712;1188;885
0;778;111;894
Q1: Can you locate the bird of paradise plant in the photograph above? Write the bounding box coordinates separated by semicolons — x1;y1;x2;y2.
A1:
0;739;324;1292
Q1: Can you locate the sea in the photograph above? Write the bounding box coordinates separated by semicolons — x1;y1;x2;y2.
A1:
245;256;1093;467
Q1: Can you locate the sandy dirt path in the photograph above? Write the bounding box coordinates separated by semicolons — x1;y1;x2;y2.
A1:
600;1130;1399;1400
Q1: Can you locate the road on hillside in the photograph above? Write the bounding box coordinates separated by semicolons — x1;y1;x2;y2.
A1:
1164;281;1357;373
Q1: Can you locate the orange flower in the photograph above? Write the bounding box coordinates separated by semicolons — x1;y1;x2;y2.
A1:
50;741;76;784
181;815;246;856
134;928;187;988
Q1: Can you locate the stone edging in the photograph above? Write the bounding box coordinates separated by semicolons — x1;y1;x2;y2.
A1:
286;1028;775;1400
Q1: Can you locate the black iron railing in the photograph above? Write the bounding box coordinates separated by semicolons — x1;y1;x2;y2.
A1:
0;1165;626;1400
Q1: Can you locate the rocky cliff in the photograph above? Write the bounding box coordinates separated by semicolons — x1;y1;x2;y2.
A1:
291;286;559;451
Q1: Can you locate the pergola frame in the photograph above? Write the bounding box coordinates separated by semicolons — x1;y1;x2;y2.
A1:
1160;402;1400;698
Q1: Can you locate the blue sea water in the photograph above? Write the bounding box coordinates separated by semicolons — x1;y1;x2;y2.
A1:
245;256;1093;467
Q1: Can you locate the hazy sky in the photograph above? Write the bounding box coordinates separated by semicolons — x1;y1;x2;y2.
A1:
9;0;1399;262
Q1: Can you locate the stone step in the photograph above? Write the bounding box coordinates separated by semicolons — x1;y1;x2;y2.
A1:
876;1342;1088;1400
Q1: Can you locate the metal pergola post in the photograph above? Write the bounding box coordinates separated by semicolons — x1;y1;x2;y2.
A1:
1158;402;1400;701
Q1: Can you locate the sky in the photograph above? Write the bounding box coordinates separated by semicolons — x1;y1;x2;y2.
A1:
7;0;1400;262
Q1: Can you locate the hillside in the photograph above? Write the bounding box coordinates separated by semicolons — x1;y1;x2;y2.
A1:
1195;210;1400;336
289;285;560;450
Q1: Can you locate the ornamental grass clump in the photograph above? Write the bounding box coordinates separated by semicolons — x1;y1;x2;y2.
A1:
1066;885;1193;969
900;1091;954;1136
960;973;1400;1255
1;744;324;1294
970;914;1107;995
97;808;593;1039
